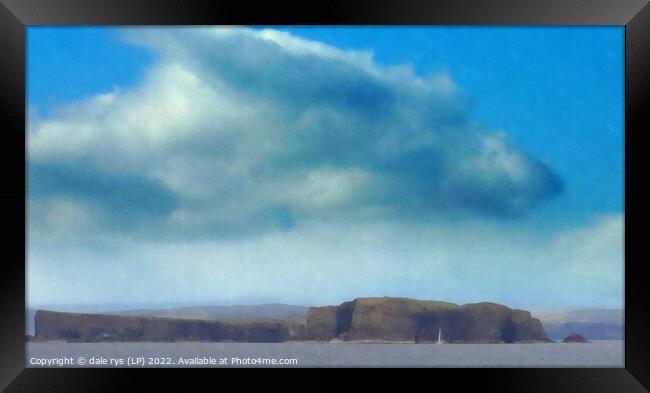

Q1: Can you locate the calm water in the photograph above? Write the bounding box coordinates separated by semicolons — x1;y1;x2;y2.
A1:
26;341;624;368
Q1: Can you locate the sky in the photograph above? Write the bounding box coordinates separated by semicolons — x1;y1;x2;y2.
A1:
26;26;624;311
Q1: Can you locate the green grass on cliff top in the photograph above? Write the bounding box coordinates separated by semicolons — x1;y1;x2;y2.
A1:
352;297;459;312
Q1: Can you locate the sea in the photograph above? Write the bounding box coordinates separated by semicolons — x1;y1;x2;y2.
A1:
26;341;624;368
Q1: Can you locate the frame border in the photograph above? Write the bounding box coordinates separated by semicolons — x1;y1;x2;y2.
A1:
1;0;648;391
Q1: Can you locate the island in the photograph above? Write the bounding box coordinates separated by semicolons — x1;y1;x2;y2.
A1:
32;297;550;343
562;333;589;343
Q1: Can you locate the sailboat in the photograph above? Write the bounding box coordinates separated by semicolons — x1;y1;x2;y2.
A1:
436;328;445;344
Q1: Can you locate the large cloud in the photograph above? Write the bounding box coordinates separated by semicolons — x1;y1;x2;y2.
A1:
28;27;564;240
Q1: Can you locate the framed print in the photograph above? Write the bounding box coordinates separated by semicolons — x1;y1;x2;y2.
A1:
0;0;649;391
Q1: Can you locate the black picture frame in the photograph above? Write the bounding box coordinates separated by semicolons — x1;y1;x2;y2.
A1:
1;0;648;391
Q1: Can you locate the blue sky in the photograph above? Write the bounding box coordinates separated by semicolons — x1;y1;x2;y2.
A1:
27;27;624;310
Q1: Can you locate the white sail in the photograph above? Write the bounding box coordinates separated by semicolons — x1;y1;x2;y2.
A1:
436;328;443;344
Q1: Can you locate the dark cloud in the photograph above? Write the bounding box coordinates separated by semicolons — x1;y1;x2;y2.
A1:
29;161;179;229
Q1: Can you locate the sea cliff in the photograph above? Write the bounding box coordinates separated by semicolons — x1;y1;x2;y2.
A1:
306;297;550;343
34;310;307;342
34;297;550;343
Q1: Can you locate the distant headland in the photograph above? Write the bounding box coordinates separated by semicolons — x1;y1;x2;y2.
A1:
32;297;552;343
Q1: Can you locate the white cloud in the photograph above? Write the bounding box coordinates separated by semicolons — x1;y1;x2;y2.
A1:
550;214;624;298
28;27;565;242
28;197;99;239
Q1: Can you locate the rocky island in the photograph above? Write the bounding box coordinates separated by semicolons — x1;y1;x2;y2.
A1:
562;333;589;343
33;297;550;343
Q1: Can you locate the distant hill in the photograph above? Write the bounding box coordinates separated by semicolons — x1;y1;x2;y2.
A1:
544;322;623;341
103;304;310;321
534;309;623;325
533;309;623;341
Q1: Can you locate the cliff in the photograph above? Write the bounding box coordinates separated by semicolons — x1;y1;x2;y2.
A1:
33;310;307;342
34;297;550;343
306;297;550;343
